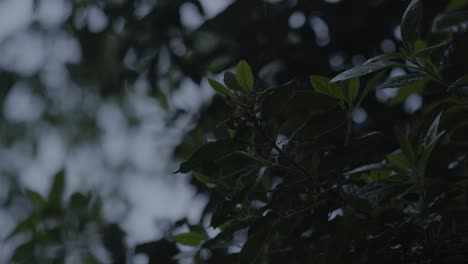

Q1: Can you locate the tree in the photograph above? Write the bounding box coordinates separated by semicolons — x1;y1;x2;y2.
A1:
172;1;468;263
4;0;468;263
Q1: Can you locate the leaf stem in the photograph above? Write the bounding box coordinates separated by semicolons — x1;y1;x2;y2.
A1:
345;111;353;146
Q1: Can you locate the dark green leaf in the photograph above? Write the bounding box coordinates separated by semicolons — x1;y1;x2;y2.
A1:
239;230;268;264
208;78;231;97
236;60;254;91
389;80;426;105
415;40;451;57
7;215;36;240
351;181;409;207
378;73;426;89
11;241;35;262
233;151;268;164
395;129;415;163
26;189;47;207
210;201;242;228
445;0;468;12
188;225;207;234
157;92;170;111
48;170;65;206
387;153;412;169
414;40;427;53
449;74;468;93
294;116;339;145
359;170;393;184
83;255;101;264
345;77;360;105
282;91;340;118
310;75;329;93
69;193;89;209
331;60;394;82
176;139;233;173
193;171;220;186
346;163;392;175
328;83;344;101
417;113;446;170
290;110;345;142
364;53;405;65
401;0;423;49
224;71;242;91
418;130;446;170
174;230;208;246
422;112;444;149
227;128;236;137
261;81;296;118
357;70;386;107
310;75;343;100
135;239;179;264
433;11;468;33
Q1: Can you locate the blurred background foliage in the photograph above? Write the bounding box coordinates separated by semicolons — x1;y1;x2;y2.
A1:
0;0;467;263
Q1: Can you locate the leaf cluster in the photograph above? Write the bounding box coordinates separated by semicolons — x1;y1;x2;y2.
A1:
7;171;105;263
169;1;468;263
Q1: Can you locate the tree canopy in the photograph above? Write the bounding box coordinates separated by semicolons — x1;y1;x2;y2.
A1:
3;0;468;263
172;0;468;263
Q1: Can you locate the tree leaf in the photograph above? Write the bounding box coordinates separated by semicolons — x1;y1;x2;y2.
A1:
176;139;233;173
261;81;296;118
422;112;443;149
414;40;427;53
378;73;426;89
224;71;242;91
416;113;446;170
395;129;415;163
346;163;393;175
174;230;208;246
83;255;101;264
357;70;386;107
401;0;423;49
418;131;445;171
69;193;90;209
432;11;468;33
26;189;47;207
239;230;268;264
415;40;451;57
188;225;207;234
310;75;330;94
345;77;360;105
310;75;343;100
282;91;340;118
359;170;393;184
236;60;254;91
6;215;36;240
48;170;65;206
292;110;345;142
193;171;220;186
364;53;404;65
331;60;394;82
445;0;468;12
208;78;231;97
11;241;35;262
389;80;426;105
448;74;468;93
387;153;412;169
135;239;179;263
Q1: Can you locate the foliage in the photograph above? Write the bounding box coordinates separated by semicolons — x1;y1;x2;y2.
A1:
170;1;468;263
4;0;468;263
7;171;105;263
